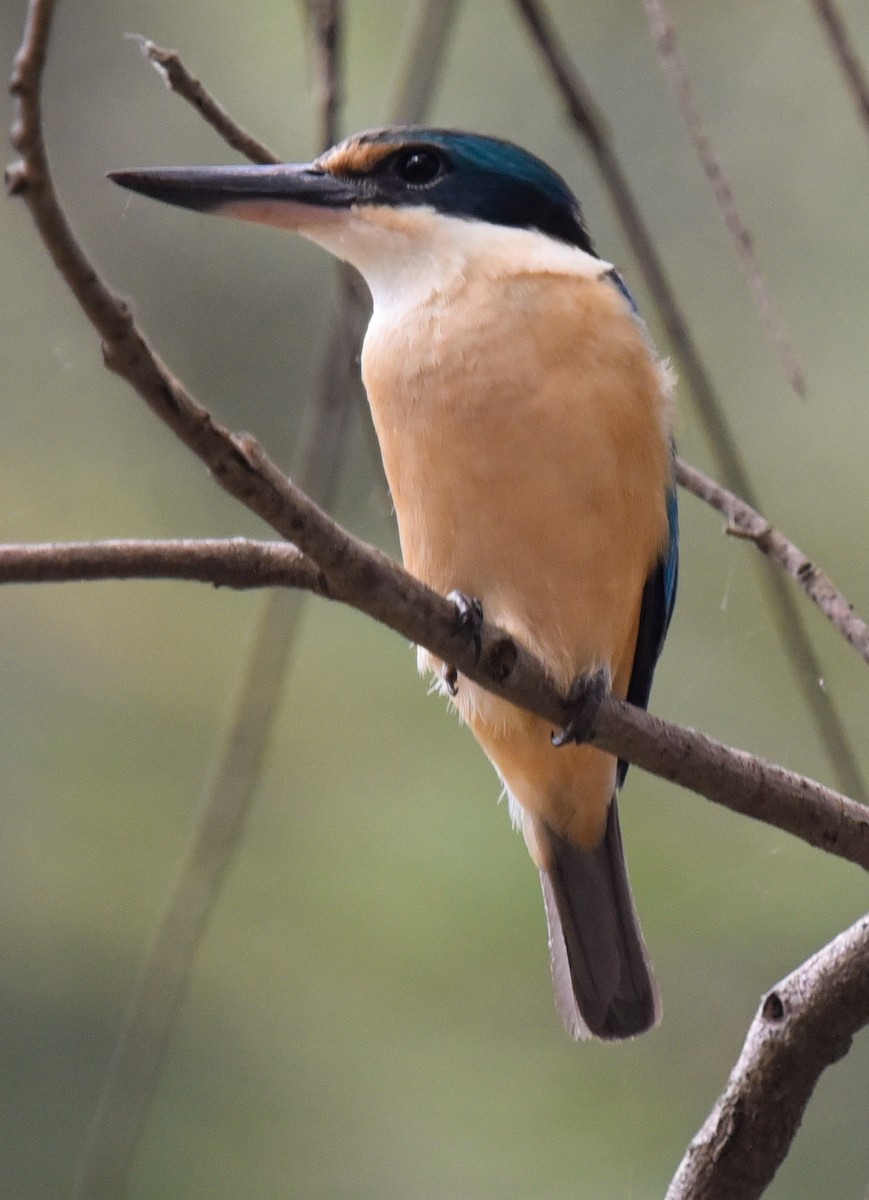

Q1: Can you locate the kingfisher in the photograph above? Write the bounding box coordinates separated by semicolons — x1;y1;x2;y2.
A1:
111;127;678;1040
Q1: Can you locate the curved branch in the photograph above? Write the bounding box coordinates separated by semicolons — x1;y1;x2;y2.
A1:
666;913;869;1200
594;698;869;871
676;458;869;665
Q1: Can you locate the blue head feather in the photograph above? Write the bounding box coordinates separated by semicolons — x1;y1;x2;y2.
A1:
349;128;597;255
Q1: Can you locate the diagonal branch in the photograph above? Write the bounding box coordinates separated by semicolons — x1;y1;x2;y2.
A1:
304;0;342;152
129;35;281;163
391;0;462;125
811;0;869;141
666;913;869;1200
1;534;868;874
676;458;869;665
512;0;867;802
641;0;806;397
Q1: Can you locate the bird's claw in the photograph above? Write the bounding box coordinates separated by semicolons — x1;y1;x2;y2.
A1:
445;590;484;694
551;668;610;747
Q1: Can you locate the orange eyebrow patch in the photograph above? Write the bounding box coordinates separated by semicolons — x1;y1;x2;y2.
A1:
317;137;402;177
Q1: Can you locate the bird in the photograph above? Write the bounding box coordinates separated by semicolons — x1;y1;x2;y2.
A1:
110;127;678;1040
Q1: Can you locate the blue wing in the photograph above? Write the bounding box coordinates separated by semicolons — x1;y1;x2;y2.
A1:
616;481;678;789
604;270;679;787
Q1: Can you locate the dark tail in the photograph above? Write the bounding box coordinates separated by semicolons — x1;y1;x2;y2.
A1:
539;798;660;1040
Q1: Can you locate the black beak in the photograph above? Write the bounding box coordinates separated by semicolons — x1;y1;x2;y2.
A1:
108;162;359;223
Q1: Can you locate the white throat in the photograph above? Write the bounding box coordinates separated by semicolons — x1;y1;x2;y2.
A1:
299;204;612;317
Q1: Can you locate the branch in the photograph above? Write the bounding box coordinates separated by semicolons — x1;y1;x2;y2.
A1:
128;35;281;163
666;913;869;1200
676;458;869;665
594;698;869;871
304;0;342;152
0;537;323;590
811;0;869;141
512;0;867;802
72;582;315;1200
391;0;462;125
2;535;868;873
641;0;805;397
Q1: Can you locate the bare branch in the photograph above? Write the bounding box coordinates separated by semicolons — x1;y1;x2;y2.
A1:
666;913;869;1200
304;0;342;152
2;533;868;874
512;0;867;802
0;537;322;590
71;588;312;1200
641;0;806;397
594;697;869;872
128;35;281;164
391;0;462;125
812;0;869;141
677;458;869;665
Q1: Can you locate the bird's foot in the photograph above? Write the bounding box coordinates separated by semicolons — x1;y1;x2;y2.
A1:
444;590;484;695
551;667;610;747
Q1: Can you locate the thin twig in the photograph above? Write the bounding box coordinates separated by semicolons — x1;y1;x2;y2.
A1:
128;35;281;164
676;458;869;665
641;0;806;397
304;0;342;151
666;913;869;1200
812;0;869;140
391;0;461;125
69;588;312;1200
512;0;867;802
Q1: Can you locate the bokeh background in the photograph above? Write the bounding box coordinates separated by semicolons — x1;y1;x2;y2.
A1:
2;2;868;1197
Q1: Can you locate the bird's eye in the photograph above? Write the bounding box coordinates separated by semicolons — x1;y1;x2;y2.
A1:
392;148;444;186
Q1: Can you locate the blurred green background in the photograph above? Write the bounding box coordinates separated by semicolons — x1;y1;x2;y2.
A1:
2;2;868;1197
